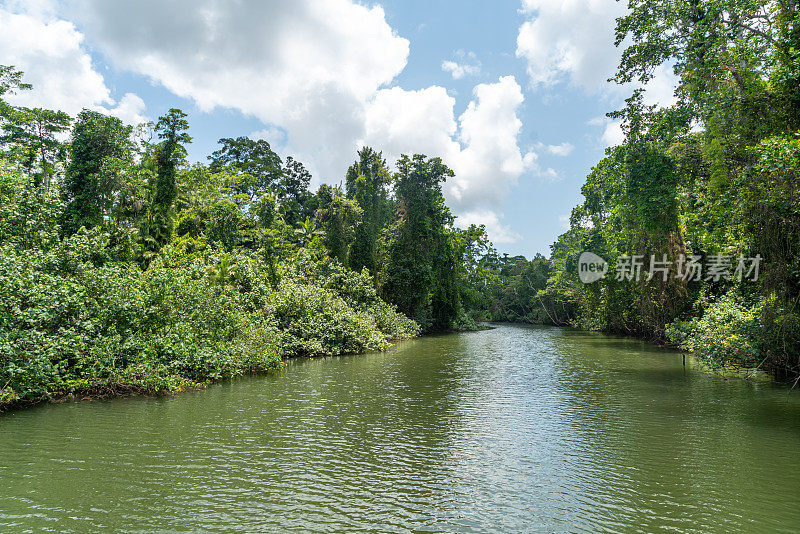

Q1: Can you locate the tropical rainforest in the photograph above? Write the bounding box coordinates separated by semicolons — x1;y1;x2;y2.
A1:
2;0;799;408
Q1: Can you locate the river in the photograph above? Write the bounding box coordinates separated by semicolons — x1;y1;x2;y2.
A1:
2;324;800;532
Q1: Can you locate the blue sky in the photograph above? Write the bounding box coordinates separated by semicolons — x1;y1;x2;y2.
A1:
0;0;675;257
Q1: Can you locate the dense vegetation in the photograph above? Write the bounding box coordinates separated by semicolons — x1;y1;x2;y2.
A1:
444;0;800;381
532;0;800;378
1;0;798;407
0;67;498;407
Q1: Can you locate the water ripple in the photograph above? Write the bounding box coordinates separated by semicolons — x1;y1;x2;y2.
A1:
3;325;800;532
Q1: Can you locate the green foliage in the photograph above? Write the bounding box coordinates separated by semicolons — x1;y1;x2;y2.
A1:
666;292;763;368
0;128;424;409
0;65;32;98
277;156;315;227
153;108;191;210
284;250;419;341
381;154;460;332
346;147;394;275
208;136;282;203
0;161;63;249
315;184;362;265
0;106;70;183
63;110;133;235
470;252;569;325
538;0;800;377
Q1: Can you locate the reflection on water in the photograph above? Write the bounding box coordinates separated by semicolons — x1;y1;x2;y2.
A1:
2;324;800;532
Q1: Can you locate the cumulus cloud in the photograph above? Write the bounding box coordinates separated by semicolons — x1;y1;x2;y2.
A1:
588;116;625;147
515;0;628;90
363;76;530;214
601;121;625;147
441;50;481;80
586;117;625;147
0;6;147;123
450;76;529;208
360;76;532;244
542;142;574;156
66;0;409;180
0;8;111;114
250;126;287;148
515;0;678;108
363;86;458;163
4;0;539;245
106;93;147;126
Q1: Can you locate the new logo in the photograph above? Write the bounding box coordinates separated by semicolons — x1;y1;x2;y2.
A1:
578;252;608;283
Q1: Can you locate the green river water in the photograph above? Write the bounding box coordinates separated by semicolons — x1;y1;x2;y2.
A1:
2;324;800;533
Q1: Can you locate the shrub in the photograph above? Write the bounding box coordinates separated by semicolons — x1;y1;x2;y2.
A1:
666;291;763;368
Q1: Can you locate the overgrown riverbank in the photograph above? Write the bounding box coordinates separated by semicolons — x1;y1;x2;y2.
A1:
0;212;418;409
0;69;488;410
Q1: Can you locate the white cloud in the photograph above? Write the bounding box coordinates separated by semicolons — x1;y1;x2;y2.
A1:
441;50;481;80
363;76;530;214
66;0;409;181
449;76;529;209
516;0;628;90
363;85;459;163
588;116;625;147
0;9;111;114
0;6;146;124
602;121;624;147
360;76;538;241
442;60;480;80
539;167;560;181
515;0;678;108
250;126;287;148
543;142;574;156
106;93;147;125
457;209;521;244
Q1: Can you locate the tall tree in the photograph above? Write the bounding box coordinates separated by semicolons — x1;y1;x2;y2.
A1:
381;154;459;331
315;184;362;265
277;156;314;226
62;110;132;235
0;106;70;184
154;109;191;211
208;136;282;204
145;108;191;249
345;146;393;275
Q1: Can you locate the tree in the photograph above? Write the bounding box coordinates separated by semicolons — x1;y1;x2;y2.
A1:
381;154;459;331
345;146;393;275
208;136;282;203
0;65;31;99
277;156;314;226
145;108;191;249
0;106;70;184
315;184;362;265
62;110;132;235
294;217;323;247
154;109;191;211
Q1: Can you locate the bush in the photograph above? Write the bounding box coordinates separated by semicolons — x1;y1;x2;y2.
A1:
281;250;419;341
666;291;763;369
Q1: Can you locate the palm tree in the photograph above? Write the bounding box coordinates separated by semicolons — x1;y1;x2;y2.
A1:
294;217;322;246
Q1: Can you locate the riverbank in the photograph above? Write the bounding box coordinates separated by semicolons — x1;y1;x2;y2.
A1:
0;240;418;412
1;333;419;412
